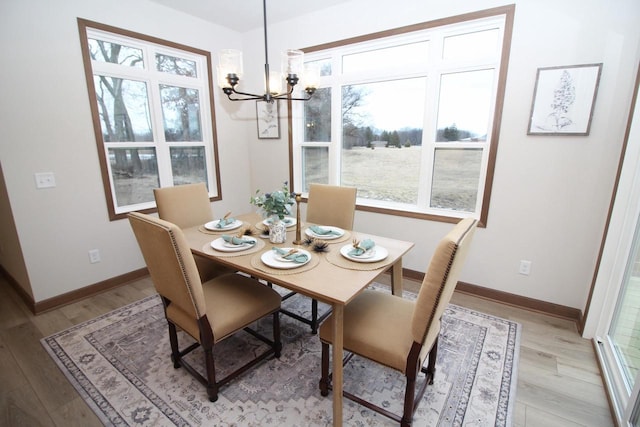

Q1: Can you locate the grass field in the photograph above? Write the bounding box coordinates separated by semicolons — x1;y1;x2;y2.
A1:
340;146;480;211
113;146;481;212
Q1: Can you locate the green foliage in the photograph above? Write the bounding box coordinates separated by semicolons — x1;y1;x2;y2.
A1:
443;123;460;141
250;181;295;220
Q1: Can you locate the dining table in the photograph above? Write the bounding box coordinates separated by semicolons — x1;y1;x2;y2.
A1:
181;212;414;427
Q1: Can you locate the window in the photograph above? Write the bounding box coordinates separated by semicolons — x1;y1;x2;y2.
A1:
78;19;221;220
290;6;514;225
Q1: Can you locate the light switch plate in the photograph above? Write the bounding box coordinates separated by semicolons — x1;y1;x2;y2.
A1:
35;172;56;189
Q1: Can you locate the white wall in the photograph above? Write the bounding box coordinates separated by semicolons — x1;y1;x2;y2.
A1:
0;0;638;312
0;0;251;301
237;0;640;310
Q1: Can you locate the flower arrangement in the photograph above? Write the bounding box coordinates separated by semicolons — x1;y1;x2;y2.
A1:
250;181;295;220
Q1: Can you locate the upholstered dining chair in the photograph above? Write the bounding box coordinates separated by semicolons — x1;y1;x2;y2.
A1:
128;212;282;402
305;183;357;231
280;183;357;334
153;183;232;282
318;217;477;426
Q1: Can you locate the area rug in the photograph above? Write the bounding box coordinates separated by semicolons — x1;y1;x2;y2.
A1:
42;285;520;426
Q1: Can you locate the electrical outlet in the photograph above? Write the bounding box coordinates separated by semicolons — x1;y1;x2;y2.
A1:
519;260;531;275
88;249;101;264
35;172;56;189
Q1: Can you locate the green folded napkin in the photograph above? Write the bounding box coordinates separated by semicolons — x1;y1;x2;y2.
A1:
348;239;375;256
272;247;309;263
309;225;342;236
216;217;236;228
222;235;255;245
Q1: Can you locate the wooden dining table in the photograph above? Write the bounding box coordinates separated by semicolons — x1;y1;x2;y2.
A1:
182;212;414;426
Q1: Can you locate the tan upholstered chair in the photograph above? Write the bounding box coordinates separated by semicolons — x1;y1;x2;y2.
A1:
305;183;357;231
280;183;357;334
153;183;231;282
319;218;477;426
128;212;282;402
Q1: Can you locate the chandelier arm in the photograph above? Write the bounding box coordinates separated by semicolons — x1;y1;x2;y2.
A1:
272;86;295;99
274;94;314;101
226;95;264;102
230;88;266;98
225;87;267;101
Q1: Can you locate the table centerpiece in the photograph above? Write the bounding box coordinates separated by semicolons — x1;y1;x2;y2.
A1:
250;181;295;243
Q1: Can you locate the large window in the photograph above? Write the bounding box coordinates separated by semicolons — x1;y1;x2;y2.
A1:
78;19;221;220
290;7;514;225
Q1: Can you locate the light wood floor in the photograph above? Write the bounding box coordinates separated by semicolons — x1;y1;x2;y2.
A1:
0;274;615;426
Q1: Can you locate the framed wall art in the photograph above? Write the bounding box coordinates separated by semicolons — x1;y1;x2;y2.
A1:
528;63;603;136
256;100;280;139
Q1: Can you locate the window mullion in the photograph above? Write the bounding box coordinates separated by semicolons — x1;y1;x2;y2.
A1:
417;32;443;210
331;79;342;186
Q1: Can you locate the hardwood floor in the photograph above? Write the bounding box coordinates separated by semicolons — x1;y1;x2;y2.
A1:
0;274;614;426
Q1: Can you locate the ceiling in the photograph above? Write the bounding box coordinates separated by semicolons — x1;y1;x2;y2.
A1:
147;0;354;32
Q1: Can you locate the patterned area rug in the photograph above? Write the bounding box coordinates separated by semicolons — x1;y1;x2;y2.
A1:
42;285;520;426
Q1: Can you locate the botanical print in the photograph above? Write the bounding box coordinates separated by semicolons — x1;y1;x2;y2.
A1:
257;100;279;138
528;63;602;135
547;70;576;131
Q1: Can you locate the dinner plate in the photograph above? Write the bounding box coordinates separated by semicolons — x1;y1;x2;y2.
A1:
262;216;297;228
305;226;345;240
210;237;257;252
204;219;243;231
339;244;389;263
261;248;311;269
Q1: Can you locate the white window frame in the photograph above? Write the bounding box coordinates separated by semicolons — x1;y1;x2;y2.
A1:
78;19;221;220
289;6;515;226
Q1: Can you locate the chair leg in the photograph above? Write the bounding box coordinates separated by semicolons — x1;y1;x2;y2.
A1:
311;299;319;334
167;322;181;369
426;338;438;384
203;343;218;402
401;373;416;427
319;342;330;396
273;312;282;357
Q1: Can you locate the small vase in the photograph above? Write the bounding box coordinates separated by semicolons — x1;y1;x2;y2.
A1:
268;216;287;244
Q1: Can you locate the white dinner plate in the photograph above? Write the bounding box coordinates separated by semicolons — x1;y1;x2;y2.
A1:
261;248;311;269
305;226;345;240
210;237;257;252
204;219;243;231
339;244;388;263
262;216;297;228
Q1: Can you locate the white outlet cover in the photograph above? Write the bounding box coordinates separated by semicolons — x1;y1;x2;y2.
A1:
35;172;56;189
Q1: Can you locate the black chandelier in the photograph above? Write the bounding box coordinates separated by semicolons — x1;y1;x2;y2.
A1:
218;0;318;103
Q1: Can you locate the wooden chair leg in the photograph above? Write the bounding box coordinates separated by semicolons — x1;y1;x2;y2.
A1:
426;337;438;384
319;342;330;396
203;344;218;402
311;299;319;334
401;373;416;427
167;322;181;368
273;312;282;357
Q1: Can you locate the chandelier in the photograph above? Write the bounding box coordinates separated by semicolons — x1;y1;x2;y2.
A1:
217;0;319;103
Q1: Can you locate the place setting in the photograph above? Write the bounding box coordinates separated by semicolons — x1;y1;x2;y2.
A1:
198;212;249;234
204;228;265;257
251;246;320;275
326;237;391;271
304;224;351;244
